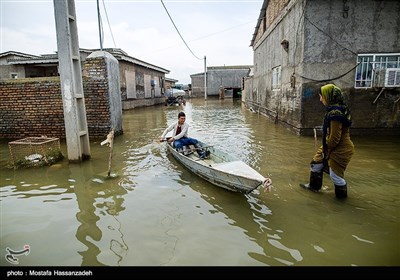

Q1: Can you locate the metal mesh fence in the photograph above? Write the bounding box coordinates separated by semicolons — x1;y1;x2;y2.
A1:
8;137;62;168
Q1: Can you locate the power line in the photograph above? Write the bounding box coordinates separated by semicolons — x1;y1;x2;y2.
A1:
189;20;254;42
160;0;202;60
102;0;117;48
136;20;253;56
298;62;360;83
304;15;357;56
96;0;103;50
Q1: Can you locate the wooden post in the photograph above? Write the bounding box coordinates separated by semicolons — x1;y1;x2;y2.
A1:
100;129;115;177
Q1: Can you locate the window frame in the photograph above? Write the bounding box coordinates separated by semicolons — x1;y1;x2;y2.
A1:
272;65;281;90
355;53;400;88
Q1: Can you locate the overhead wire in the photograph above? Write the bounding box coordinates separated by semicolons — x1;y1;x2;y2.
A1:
289;1;359;83
298;62;361;83
292;0;306;74
102;0;117;48
136;19;253;57
297;14;359;82
304;15;357;56
160;0;203;60
96;0;104;49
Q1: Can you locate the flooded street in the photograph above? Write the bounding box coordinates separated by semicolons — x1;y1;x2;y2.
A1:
1;98;399;266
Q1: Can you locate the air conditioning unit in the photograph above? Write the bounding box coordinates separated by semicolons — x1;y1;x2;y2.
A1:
373;69;386;87
385;68;400;87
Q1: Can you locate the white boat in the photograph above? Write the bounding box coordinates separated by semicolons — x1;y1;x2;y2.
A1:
165;140;272;193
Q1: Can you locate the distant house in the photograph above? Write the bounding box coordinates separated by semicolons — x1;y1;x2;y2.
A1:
0;48;170;110
246;0;400;136
0;51;56;79
191;65;251;98
165;77;178;90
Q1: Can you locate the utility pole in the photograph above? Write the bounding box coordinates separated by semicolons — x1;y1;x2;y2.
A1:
204;56;207;100
53;0;91;162
97;0;103;50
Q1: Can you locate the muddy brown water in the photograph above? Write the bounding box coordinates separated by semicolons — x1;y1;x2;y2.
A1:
1;98;399;266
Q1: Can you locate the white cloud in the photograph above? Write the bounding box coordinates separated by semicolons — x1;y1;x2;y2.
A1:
1;0;262;84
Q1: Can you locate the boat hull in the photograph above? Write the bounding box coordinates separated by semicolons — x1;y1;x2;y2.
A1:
166;141;269;193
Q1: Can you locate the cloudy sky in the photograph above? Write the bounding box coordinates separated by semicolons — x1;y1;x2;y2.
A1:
1;0;262;84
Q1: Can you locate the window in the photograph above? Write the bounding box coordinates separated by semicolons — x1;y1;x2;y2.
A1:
385;68;400;87
11;73;18;79
272;66;281;90
355;53;400;88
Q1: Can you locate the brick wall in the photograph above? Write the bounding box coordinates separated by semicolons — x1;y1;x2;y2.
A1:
82;57;113;138
0;58;114;140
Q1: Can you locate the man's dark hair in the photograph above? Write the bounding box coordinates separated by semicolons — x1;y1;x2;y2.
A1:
178;112;186;118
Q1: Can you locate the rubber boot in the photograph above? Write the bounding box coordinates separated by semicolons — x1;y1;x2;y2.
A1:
335;184;347;199
300;171;323;192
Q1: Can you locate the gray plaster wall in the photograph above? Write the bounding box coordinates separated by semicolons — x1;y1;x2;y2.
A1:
249;0;304;130
302;0;400;88
247;0;400;136
191;74;205;98
301;0;400;135
191;68;250;97
0;65;25;79
206;68;249;96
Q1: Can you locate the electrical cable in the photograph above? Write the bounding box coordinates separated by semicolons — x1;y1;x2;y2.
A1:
102;0;117;48
160;0;202;60
298;62;361;83
304;15;357;56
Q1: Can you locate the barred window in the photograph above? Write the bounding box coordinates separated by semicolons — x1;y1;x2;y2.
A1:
355;53;400;88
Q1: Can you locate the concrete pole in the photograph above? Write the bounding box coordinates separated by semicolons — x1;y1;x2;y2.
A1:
204;56;207;100
97;0;103;50
53;0;91;162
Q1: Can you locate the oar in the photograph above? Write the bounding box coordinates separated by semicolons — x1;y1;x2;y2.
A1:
158;137;172;143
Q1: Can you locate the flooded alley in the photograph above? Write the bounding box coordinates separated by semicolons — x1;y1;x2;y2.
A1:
0;98;399;266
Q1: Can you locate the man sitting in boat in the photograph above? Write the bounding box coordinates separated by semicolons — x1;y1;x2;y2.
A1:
160;111;207;159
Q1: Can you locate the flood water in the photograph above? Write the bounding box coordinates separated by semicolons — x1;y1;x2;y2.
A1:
0;98;399;266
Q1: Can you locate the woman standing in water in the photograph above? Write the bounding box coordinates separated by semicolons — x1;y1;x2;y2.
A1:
300;84;354;199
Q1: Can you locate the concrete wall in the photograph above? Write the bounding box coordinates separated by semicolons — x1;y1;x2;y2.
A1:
249;0;302;131
191;74;205;98
0;57;123;140
206;68;249;96
191;67;250;98
246;0;400;136
0;64;25;79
